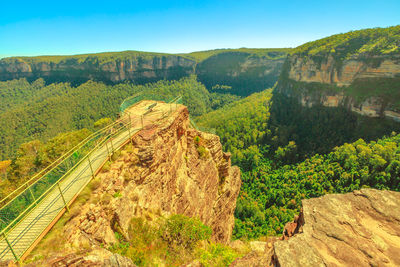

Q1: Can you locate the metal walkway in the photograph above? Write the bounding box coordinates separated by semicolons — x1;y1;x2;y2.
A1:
0;97;181;262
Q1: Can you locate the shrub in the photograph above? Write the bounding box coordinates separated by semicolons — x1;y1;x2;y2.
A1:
197;146;209;159
198;243;239;267
159;214;212;250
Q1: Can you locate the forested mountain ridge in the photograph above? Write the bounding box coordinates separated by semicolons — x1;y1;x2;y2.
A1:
0;51;195;85
269;26;400;158
0;48;288;96
277;25;400;120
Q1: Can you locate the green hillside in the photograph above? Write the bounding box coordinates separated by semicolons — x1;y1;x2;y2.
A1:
291;25;400;58
0;75;239;160
181;48;290;62
0;50;183;65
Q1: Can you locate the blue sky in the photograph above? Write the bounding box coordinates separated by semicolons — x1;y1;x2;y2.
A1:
0;0;399;58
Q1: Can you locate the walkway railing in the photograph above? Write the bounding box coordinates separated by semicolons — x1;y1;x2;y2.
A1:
0;95;182;262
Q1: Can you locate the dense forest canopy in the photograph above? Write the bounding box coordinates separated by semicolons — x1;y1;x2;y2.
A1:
291;25;400;58
197;89;277;171
234;133;400;238
199;88;400;239
0;75;238;160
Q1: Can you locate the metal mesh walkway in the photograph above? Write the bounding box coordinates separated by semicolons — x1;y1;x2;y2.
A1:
0;96;182;262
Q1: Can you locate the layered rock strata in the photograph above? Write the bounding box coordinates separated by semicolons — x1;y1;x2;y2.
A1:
63;104;241;251
273;189;400;266
278;55;400;121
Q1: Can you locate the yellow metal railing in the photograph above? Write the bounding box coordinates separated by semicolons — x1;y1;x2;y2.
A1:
0;95;182;261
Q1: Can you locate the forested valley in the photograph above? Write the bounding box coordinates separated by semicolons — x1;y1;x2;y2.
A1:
1;25;400;243
2;76;400;241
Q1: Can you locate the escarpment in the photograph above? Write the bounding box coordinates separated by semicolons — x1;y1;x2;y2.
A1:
277;53;400;121
62;104;241;253
272;189;400;266
0;53;196;84
0;50;287;94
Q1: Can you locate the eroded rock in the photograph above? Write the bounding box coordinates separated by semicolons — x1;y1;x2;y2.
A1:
63;105;241;251
273;189;400;267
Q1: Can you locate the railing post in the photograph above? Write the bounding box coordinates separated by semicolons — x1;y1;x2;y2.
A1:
28;187;36;203
105;142;111;161
128;114;132;128
110;138;115;154
57;182;69;212
127;122;133;145
3;233;19;261
87;156;95;179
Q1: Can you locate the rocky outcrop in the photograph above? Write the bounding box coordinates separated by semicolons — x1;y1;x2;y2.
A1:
287;55;400;86
63;104;241;251
23;249;136;267
273;189;400;266
230;239;276;267
277;54;400;121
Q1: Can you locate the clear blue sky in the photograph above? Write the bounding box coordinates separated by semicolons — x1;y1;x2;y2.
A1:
0;0;399;58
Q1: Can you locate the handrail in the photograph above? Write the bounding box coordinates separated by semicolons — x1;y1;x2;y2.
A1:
0;124;120;239
0;117;128;208
0;95;183;261
0;95;181;230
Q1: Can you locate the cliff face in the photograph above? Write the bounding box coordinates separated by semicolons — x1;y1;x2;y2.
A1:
0;55;196;84
0;50;287;95
278;54;400;120
273;189;400;266
63;105;241;252
287;55;400;86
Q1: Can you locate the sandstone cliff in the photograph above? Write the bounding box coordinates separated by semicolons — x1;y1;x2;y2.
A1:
273;189;400;266
277;53;400;121
0;52;196;84
276;25;400;121
58;104;240;255
0;49;287;96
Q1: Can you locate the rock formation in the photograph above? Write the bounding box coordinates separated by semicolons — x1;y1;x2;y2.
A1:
63;104;241;252
23;250;136;267
287;55;400;86
0;54;195;84
0;50;287;94
273;189;400;266
277;54;400;121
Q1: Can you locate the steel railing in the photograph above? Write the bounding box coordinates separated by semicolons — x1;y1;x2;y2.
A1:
0;95;182;261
